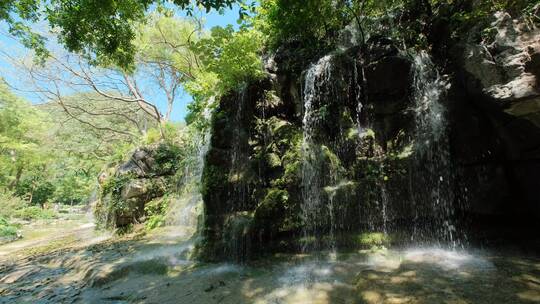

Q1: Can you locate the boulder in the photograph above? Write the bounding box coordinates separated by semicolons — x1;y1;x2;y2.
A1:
462;12;540;131
95;143;180;228
116;148;156;177
453;11;540;219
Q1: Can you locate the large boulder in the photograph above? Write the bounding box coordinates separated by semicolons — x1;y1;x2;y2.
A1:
116;148;156;177
452;11;540;219
96;143;181;229
463;12;540;124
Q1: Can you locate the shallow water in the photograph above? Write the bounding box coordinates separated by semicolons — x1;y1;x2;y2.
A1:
2;226;539;304
83;244;540;304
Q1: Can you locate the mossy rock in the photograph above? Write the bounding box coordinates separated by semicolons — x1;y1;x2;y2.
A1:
356;232;391;248
253;189;288;236
324;180;358;202
223;211;254;262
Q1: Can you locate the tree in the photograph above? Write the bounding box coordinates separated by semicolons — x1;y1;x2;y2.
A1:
7;14;205;137
134;14;205;121
1;80;150;208
184;25;264;128
0;0;243;69
0;80;50;191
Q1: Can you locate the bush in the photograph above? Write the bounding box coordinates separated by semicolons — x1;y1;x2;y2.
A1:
357;232;390;247
12;206;57;220
143;122;184;145
0;216;20;240
144;196;169;230
0;191;28;218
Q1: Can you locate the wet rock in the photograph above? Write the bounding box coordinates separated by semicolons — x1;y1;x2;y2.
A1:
366;56;412;115
366;36;399;61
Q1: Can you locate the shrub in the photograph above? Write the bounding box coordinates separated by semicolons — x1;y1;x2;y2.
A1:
0;216;20;240
357;232;390;247
0;191;28;218
14;177;55;207
13;206;57;220
144;198;168;230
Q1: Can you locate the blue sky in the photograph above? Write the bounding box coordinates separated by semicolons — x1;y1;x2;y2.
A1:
0;5;241;122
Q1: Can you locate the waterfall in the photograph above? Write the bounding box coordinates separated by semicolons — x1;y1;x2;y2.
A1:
301;55;334;252
409;51;457;246
166;118;210;238
226;86;252;262
230;87;250;211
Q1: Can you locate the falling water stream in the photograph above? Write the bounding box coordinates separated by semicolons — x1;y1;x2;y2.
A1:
409;51;457;246
226;87;252;262
301;55;334;253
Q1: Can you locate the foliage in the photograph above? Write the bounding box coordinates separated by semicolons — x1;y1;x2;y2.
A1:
1;83;146;216
357;232;390;248
143;122;184;145
52;173;93;205
0;191;28;219
1;0;243;68
144;196;169;229
185;25;263;128
253;0;538;53
0;190;57;221
14;176;55;207
12;206;57;220
0;81;51;194
154;143;184;175
0;216;19;240
254;0;352;50
194;25;264;92
134;14;202;79
95;173;133;229
435;0;539;41
132;15;204;123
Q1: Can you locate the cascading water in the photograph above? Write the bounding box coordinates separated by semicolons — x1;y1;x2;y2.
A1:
230;87;250;211
165;128;209;238
409;51;457;246
227;87;252;262
301;55;333;252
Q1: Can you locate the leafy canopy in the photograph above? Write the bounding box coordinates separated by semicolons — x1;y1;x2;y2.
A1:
1;0;243;69
184;25;263;127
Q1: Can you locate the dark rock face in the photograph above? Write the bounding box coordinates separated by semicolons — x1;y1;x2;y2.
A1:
201;41;421;261
201;12;540;260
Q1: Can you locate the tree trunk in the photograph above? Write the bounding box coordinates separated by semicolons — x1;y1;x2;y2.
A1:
9;166;23;190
